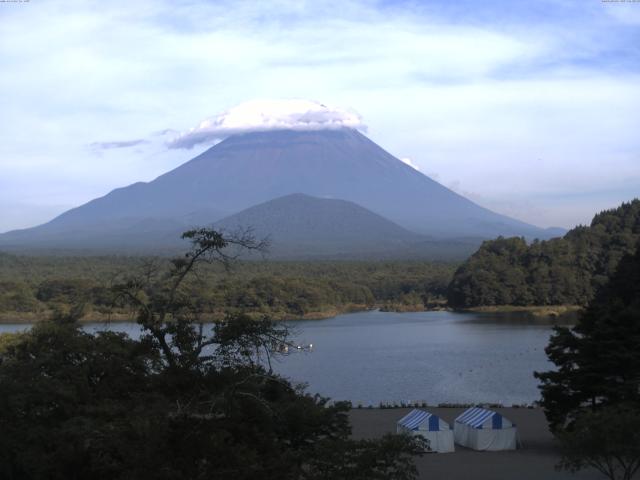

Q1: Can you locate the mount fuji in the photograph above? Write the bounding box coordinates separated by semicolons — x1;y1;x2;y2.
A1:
0;128;560;257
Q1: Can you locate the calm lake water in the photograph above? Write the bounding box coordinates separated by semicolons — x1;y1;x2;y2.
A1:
0;310;563;406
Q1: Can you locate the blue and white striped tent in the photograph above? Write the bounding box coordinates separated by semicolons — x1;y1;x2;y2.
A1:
396;409;454;453
454;407;517;451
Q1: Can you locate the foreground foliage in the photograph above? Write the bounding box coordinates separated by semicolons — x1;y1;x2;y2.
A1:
536;243;640;479
448;199;640;307
556;406;640;480
535;242;640;429
0;229;422;480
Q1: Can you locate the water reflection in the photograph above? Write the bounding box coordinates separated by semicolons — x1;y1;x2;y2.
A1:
276;310;558;405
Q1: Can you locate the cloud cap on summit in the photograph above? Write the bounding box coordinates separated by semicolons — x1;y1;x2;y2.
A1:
168;99;366;149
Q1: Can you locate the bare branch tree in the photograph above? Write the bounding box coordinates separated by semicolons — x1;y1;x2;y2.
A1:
113;227;270;370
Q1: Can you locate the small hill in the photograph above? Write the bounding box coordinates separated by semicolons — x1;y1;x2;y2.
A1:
447;199;640;307
215;194;476;259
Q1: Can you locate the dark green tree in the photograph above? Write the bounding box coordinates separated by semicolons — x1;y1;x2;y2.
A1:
556;405;640;480
535;243;640;430
535;240;640;480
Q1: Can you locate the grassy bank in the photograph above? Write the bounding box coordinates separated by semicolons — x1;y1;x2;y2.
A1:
0;303;377;324
0;302;443;324
462;305;582;317
1;302;580;324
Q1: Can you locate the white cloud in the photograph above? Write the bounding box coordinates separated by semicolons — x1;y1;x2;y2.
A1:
167;99;366;149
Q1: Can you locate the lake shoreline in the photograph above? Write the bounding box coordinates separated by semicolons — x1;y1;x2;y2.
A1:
0;303;580;324
0;302;425;324
460;305;582;317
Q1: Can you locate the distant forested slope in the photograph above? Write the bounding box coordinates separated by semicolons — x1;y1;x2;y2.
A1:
0;257;455;321
447;200;640;307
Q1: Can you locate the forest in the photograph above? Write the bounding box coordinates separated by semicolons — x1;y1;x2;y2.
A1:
0;254;455;322
448;199;640;307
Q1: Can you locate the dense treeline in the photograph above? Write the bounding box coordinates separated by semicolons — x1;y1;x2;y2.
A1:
0;256;455;321
448;199;640;307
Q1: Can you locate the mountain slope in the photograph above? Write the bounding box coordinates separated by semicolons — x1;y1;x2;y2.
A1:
150;128;550;238
214;193;423;258
0;128;556;254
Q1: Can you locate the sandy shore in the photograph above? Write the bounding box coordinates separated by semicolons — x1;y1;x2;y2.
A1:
349;407;603;480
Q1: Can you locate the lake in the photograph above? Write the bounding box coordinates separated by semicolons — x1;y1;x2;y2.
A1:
0;310;562;406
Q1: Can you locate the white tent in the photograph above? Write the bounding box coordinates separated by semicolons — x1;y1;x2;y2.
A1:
453;407;517;451
396;409;455;453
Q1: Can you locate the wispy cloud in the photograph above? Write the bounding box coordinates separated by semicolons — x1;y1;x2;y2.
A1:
90;139;149;150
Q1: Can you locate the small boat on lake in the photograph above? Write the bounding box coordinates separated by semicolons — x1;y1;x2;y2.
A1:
277;343;313;354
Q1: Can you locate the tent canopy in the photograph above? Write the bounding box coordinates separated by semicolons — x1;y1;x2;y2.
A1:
455;407;513;430
454;407;517;451
397;409;455;453
397;409;449;432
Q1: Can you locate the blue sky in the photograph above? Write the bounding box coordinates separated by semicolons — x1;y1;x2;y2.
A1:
0;0;639;232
